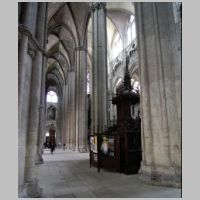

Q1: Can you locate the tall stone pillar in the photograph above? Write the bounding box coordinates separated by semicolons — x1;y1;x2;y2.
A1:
60;88;65;147
91;3;108;133
62;84;68;147
68;71;76;150
42;90;47;148
56;97;62;147
135;2;181;187
22;3;38;36
23;3;48;197
18;2;38;196
75;47;88;152
35;2;48;164
66;82;71;149
36;63;47;157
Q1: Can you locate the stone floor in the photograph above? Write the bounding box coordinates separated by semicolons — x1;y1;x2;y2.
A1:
36;148;181;198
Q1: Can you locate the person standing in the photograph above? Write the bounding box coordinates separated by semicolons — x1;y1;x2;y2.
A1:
50;142;55;154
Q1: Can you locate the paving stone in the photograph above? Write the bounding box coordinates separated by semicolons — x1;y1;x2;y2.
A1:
37;149;181;198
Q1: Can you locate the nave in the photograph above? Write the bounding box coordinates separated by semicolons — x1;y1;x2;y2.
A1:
36;149;181;198
18;2;182;197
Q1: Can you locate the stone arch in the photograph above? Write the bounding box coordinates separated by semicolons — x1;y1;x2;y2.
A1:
81;10;91;48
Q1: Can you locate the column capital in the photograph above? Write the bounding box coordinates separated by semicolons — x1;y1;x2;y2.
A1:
75;46;87;52
27;38;37;59
68;69;75;73
91;2;106;12
19;24;47;57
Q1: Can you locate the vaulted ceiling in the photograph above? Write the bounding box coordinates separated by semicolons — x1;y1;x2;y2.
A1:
46;2;135;97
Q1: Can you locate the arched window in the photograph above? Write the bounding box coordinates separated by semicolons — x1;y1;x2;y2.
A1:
46;91;58;103
127;15;136;45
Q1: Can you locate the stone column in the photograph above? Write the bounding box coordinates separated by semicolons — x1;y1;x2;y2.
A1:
18;2;38;196
75;49;80;151
135;2;181;187
60;88;65;147
23;3;48;197
66;82;71;149
91;3;108;133
62;84;68;147
22;3;38;37
37;65;47;157
35;2;48;165
42;90;47;148
75;47;88;152
68;71;76;150
57;97;62;147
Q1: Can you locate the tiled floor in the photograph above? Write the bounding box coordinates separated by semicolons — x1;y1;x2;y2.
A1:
36;149;181;198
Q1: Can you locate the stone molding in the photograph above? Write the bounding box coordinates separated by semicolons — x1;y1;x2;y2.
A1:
18;24;47;57
91;2;106;12
75;46;87;52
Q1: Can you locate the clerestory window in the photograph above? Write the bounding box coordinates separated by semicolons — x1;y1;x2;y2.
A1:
46;90;58;103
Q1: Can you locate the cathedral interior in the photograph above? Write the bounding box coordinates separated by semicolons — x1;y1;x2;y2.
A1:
18;2;182;198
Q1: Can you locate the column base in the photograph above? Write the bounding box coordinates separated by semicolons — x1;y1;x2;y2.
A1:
35;153;43;165
139;162;182;188
18;179;43;198
73;147;79;152
78;147;88;153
